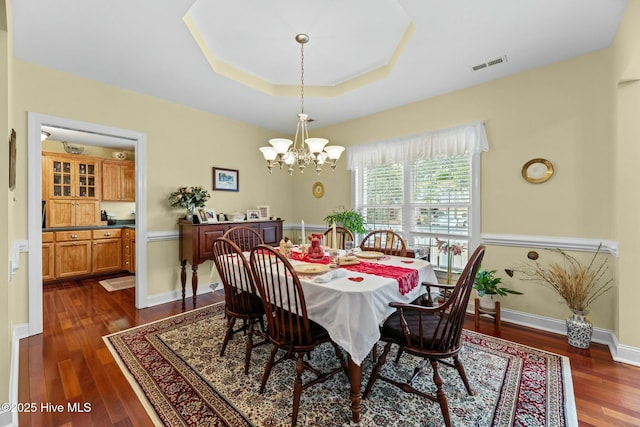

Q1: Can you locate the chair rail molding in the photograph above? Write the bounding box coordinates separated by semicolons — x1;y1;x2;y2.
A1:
481;233;618;256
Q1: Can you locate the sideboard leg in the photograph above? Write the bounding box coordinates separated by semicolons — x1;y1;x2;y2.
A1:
180;260;187;304
191;265;198;307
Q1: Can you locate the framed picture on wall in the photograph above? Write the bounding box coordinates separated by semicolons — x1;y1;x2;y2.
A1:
212;167;239;192
9;129;16;190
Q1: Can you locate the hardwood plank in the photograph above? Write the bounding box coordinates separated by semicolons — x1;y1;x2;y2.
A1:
18;276;640;426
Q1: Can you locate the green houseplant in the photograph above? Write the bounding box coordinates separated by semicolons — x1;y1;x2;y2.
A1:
474;269;523;297
324;206;367;235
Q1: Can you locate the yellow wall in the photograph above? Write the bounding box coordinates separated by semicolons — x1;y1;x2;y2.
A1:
4;3;640;407
613;0;640;348
1;0;12;405
10;60;294;320
300;49;619;331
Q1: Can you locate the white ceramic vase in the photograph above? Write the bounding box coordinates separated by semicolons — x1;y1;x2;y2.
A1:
479;294;496;311
566;310;593;349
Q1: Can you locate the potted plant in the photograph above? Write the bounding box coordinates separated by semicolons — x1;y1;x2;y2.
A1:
324;206;367;235
474;269;523;310
168;185;210;222
505;245;613;349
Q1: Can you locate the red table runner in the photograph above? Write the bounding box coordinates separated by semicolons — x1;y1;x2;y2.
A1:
290;252;418;295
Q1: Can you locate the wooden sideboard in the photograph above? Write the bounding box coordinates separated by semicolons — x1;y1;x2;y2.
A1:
178;219;283;305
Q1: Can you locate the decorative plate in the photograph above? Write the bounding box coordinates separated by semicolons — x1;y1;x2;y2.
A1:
294;264;330;275
355;251;385;259
312;181;325;198
522;158;553;183
112;151;127;160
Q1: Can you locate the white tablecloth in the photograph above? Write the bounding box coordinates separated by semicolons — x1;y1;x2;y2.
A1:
290;256;437;365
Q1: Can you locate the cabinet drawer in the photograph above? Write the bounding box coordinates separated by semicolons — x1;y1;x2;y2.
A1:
92;229;122;239
42;232;55;243
55;230;92;242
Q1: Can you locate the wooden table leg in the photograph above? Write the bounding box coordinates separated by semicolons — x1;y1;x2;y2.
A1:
347;355;362;423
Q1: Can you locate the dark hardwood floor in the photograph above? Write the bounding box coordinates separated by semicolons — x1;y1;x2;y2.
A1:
18;275;640;426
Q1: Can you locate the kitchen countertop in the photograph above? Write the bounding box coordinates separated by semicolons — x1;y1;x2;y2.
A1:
43;220;135;232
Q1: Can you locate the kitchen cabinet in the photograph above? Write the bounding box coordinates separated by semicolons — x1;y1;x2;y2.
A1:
102;160;135;201
42;232;55;281
92;229;122;274
47;199;101;228
43;152;101;227
122;227;136;273
54;230;92;279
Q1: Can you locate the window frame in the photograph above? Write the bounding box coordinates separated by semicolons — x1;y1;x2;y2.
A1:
351;151;481;272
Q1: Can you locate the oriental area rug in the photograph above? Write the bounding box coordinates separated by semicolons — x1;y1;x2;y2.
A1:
103;303;577;427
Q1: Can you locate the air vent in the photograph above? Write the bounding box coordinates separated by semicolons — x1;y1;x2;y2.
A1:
471;55;508;71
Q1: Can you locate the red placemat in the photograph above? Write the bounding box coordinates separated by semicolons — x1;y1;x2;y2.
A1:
342;261;418;295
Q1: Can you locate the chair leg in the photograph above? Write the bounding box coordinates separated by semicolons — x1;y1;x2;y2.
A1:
244;321;254;375
259;346;278;393
430;359;451;427
394;347;404;363
291;352;304;427
363;342;393;398
453;355;474;395
219;316;237;356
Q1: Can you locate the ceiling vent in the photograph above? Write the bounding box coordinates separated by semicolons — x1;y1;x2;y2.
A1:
471;55;508;71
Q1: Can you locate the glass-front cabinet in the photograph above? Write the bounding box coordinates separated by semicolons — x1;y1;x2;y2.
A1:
45;155;99;200
43;153;101;227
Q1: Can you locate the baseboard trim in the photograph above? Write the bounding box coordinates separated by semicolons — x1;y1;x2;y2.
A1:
467;304;639;366
145;280;220;307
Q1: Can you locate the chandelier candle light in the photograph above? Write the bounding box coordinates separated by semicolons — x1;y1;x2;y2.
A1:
259;34;345;175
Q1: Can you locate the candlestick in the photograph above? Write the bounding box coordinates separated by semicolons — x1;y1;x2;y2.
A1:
301;220;305;243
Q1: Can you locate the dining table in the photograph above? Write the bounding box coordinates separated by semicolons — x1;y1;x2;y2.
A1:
286;249;438;424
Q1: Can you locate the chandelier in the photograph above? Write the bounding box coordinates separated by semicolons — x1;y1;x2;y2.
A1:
259;34;344;175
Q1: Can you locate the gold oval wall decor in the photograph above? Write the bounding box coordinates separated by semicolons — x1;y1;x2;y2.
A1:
522;158;554;184
312;181;325;198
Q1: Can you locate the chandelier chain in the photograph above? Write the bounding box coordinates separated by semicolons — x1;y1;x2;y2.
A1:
300;42;305;114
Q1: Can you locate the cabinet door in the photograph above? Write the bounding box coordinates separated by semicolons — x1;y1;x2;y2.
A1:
101;162;121;201
45;156;74;199
260;222;282;246
121;162;136;201
42;242;55;281
93;238;122;274
56;240;92;278
198;226;227;262
75;200;100;227
47;200;75;228
76;159;100;199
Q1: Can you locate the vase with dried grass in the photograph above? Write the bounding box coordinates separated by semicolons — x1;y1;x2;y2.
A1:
505;245;613;349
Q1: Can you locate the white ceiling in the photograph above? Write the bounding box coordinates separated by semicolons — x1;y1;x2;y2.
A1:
12;0;627;142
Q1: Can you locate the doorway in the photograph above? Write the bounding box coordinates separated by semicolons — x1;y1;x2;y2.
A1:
27;113;148;336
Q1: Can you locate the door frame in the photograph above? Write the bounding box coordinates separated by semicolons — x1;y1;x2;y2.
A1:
27;113;148;336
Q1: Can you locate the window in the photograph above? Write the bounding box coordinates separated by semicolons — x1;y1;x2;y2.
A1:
348;122;487;274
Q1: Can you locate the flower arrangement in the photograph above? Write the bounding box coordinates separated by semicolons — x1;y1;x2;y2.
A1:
436;238;464;284
505;245;612;313
168;185;210;209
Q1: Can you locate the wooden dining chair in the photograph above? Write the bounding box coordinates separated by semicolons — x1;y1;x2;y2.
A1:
211;237;266;375
223;225;264;252
249;244;347;427
359;229;407;257
363;245;486;427
323;226;354;249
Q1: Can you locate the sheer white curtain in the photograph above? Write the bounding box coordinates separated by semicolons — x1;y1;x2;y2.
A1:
346;121;488;170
